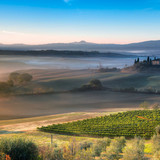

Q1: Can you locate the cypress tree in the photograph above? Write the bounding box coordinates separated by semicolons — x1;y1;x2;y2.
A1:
134;59;137;64
147;56;150;63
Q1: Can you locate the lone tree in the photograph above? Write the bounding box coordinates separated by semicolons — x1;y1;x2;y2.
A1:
79;79;103;91
89;79;103;89
9;72;33;85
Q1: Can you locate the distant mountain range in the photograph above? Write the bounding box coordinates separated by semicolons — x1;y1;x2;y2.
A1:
0;40;160;51
0;40;160;56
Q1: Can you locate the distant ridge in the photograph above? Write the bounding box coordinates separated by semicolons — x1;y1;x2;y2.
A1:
0;40;160;53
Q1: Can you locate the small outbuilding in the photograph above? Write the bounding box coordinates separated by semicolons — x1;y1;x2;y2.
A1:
152;59;160;65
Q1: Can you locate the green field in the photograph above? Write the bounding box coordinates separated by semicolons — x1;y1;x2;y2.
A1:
39;110;160;138
29;69;160;91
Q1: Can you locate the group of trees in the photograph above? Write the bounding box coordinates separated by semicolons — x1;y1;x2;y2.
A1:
9;72;32;85
0;72;32;95
78;79;103;91
134;56;152;65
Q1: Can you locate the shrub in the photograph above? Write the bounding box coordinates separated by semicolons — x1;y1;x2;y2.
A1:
0;82;13;94
151;126;160;159
94;138;111;157
68;138;79;156
0;138;38;160
101;137;126;160
114;137;126;152
152;135;160;156
63;146;74;160
156;125;160;135
0;152;11;160
38;145;63;160
0;152;6;160
52;148;64;160
123;137;145;160
89;79;103;90
75;148;94;160
80;140;93;151
153;151;160;160
98;67;120;72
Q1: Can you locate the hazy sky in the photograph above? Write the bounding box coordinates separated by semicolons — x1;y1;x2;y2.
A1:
0;0;160;44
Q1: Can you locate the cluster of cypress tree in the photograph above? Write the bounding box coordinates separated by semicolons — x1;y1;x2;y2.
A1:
134;56;152;65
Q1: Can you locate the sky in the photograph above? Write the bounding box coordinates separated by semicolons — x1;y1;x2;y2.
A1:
0;0;160;44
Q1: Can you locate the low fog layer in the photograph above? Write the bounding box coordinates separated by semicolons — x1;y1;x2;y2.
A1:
0;55;137;75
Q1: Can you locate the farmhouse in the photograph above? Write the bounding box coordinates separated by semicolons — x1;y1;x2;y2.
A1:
152;59;160;65
134;57;160;66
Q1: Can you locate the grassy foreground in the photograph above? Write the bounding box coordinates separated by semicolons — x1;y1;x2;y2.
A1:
0;110;158;159
0;130;155;159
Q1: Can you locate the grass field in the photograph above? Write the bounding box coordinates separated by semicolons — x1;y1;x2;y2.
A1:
1;69;160;120
25;69;160;91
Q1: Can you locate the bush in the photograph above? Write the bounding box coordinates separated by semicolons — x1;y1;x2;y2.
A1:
75;148;94;160
80;140;93;151
156;125;160;135
153;151;160;160
0;152;11;160
152;135;160;156
0;152;6;160
98;67;120;73
123;137;145;160
94;138;111;156
63;146;74;160
101;137;126;160
89;79;103;89
0;82;13;94
39;146;63;160
0;138;38;160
